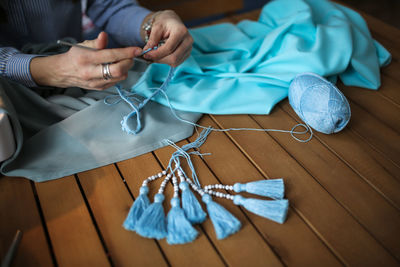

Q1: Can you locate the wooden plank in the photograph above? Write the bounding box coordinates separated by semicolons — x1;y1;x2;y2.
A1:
376;74;400;107
339;83;400;134
362;12;400;49
76;164;169;267
281;101;400;208
210;114;399;266
381;61;400;84
139;0;243;22
117;153;226;267
0;177;54;267
370;30;400;63
184;116;343;266
153;140;286;267
228;9;261;23
343;100;400;167
34;176;110;267
249;107;400;260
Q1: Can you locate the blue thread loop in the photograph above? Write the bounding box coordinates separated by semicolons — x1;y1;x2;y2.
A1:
117;67;175;134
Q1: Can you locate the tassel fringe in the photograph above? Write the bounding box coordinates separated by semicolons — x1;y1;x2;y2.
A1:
123;128;290;244
233;179;285;199
167;197;199;244
135;194;167;239
202;194;241;239
123;185;150;231
180;181;207;224
233;195;289;224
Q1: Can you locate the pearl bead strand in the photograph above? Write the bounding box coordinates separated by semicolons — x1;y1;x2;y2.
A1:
203;184;234;200
142;170;167;187
158;173;172;194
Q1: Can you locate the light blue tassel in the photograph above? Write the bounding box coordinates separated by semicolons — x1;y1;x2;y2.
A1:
180;181;207;224
233;195;289;224
202;194;241;239
135;193;167;239
123;185;150;231
233;179;285;199
167;197;199;245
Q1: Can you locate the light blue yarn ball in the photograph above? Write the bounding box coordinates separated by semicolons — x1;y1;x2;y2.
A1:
288;73;351;134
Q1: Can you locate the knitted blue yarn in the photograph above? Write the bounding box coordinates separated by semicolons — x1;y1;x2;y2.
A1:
202;194;241;240
167;197;199;244
123;185;150;231
233;179;285;199
179;181;207;224
233;195;289;224
135;193;167;239
288;73;351;134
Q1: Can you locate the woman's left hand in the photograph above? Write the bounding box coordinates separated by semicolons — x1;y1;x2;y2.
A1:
142;10;193;67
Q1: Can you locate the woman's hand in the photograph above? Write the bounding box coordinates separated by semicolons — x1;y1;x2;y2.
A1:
142;10;193;67
30;32;142;90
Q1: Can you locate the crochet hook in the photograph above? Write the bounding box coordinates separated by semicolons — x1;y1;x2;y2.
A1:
1;230;23;267
57;40;98;51
57;40;154;62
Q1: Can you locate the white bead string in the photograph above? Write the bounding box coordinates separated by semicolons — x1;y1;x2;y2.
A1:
171;173;179;198
142;170;167;187
177;168;205;196
203;184;234;200
158;173;172;194
204;184;234;191
204;189;234;200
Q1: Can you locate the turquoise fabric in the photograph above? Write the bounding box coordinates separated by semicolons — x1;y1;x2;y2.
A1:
131;0;391;115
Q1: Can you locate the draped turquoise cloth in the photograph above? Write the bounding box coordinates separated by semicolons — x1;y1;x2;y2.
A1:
132;0;391;115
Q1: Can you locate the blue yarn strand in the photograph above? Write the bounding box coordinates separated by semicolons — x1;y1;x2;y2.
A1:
156;85;313;142
108;62;313;141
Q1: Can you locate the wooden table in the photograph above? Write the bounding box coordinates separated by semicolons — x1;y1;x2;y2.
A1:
1;8;400;267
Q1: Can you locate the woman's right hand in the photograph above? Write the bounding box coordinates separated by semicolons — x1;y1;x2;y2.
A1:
30;32;142;90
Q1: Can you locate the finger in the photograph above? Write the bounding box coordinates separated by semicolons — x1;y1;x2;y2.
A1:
180;46;192;63
107;59;134;79
79;31;108;50
84;80;118;91
85;72;127;90
91;47;142;64
143;23;165;51
144;26;188;61
95;31;108;49
156;36;192;67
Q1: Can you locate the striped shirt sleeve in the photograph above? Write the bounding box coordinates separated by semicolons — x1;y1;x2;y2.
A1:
0;47;38;87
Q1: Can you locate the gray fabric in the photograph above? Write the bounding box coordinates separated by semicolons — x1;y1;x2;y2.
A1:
0;44;201;182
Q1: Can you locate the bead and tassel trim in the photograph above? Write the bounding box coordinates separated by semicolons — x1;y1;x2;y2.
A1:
123;128;289;244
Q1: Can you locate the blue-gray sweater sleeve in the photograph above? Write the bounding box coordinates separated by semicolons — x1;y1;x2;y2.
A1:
87;0;151;47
